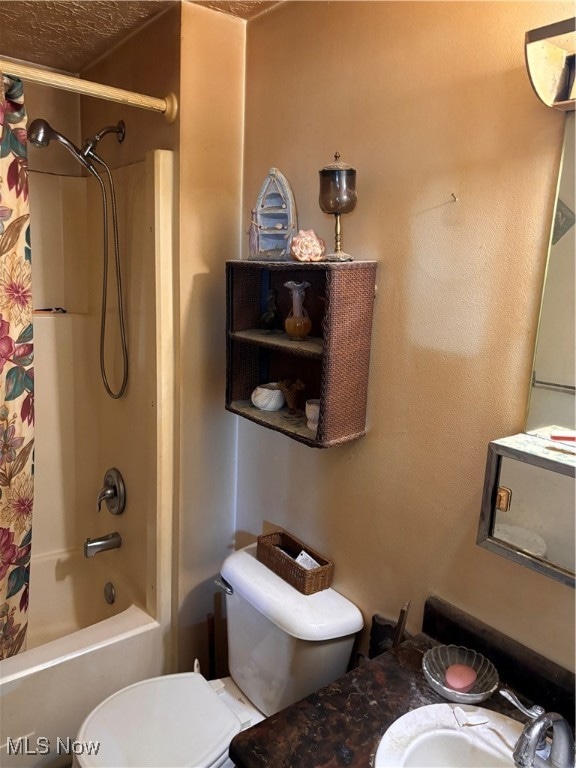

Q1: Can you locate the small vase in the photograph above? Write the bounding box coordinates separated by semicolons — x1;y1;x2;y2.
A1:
284;280;312;340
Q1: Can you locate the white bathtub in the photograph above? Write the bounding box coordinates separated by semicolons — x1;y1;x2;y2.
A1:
0;553;164;768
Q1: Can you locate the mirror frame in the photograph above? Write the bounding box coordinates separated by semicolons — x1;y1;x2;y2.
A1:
477;438;575;588
478;20;575;587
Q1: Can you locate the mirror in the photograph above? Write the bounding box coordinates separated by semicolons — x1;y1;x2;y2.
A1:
478;434;575;587
478;21;575;585
526;111;575;432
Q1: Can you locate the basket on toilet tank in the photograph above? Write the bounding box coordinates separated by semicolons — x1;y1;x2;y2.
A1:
256;530;334;594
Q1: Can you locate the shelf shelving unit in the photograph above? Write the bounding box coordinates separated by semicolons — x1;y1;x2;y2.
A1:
226;259;377;447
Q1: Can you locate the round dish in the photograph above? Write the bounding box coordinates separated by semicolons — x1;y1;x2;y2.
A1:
422;645;499;704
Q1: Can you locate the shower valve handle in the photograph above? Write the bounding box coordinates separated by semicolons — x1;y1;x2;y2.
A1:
97;468;126;515
97;486;115;511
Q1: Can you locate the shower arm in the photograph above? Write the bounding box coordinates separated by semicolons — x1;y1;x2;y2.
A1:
82;122;125;161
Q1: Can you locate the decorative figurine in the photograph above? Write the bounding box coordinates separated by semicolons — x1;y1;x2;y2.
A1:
250;168;298;260
248;208;260;258
277;379;305;414
290;229;326;262
259;289;283;333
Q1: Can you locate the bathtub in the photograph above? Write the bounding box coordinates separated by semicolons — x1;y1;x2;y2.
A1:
0;552;165;768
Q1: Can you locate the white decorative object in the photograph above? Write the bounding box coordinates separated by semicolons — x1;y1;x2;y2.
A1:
251;383;285;411
290;229;326;262
305;398;320;430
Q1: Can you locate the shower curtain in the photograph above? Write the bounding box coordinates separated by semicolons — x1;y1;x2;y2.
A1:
0;74;33;659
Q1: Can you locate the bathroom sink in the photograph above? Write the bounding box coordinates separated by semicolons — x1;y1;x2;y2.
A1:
374;703;523;767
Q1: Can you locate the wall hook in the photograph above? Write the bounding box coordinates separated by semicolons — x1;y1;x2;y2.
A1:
450;192;458;202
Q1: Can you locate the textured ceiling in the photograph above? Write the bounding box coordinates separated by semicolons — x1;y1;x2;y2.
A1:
194;1;280;20
0;0;281;73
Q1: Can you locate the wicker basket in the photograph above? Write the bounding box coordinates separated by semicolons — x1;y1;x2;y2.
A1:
256;531;334;594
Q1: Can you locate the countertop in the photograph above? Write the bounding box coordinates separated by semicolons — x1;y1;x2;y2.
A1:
229;634;526;768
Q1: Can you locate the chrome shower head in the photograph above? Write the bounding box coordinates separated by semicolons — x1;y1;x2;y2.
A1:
27;118;97;175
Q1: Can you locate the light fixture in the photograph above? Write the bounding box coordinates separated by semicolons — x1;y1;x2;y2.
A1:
525;17;575;111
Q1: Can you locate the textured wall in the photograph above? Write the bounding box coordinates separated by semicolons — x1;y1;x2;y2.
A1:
176;2;246;674
238;1;575;670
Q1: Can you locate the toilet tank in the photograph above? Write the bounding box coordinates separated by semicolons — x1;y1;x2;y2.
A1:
220;544;363;717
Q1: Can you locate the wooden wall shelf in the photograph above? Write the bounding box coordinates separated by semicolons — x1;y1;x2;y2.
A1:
226;260;377;448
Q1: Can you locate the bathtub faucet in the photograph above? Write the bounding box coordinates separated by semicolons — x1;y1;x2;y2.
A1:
84;532;122;558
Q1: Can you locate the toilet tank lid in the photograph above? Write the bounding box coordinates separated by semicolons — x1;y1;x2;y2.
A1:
221;544;363;641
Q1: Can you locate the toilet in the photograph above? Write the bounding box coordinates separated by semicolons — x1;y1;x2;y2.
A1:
74;543;363;767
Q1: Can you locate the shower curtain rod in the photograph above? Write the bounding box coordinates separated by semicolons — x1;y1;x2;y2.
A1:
0;59;178;123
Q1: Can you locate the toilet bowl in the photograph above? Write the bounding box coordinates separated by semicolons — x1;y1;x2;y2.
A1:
74;543;363;767
74;673;254;768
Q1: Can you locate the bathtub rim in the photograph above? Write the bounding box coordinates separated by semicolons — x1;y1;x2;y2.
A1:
0;604;158;686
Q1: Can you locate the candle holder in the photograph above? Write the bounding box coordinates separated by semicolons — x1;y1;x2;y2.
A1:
319;152;357;261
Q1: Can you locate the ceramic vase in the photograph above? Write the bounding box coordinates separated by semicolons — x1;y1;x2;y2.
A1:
284;280;312;340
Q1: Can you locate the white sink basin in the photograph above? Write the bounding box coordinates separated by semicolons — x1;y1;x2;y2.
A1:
374;703;523;767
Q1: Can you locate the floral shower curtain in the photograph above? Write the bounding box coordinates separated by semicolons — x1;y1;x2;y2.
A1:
0;74;34;659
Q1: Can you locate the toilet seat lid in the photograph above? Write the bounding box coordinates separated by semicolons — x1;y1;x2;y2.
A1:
76;672;241;767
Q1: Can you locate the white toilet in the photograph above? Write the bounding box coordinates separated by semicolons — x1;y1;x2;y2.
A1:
74;544;363;768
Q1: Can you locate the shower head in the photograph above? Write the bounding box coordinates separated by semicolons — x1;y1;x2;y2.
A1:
27;118;52;148
27;118;98;176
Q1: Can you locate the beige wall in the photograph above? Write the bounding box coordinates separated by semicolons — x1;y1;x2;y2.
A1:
239;1;575;671
80;8;181;665
22;0;575;678
177;2;245;673
81;2;243;672
81;5;180;167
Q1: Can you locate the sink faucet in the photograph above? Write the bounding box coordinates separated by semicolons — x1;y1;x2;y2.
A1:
513;711;575;768
84;531;122;558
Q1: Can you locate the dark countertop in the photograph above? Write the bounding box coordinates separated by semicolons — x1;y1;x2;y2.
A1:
229;596;575;768
229;634;526;768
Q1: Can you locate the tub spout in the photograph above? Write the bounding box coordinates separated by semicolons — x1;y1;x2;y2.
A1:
84;532;122;558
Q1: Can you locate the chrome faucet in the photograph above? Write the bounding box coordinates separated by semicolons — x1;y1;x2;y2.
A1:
513;711;575;768
84;532;122;558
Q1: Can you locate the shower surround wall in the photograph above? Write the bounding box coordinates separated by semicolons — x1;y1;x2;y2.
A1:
29;158;152;621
